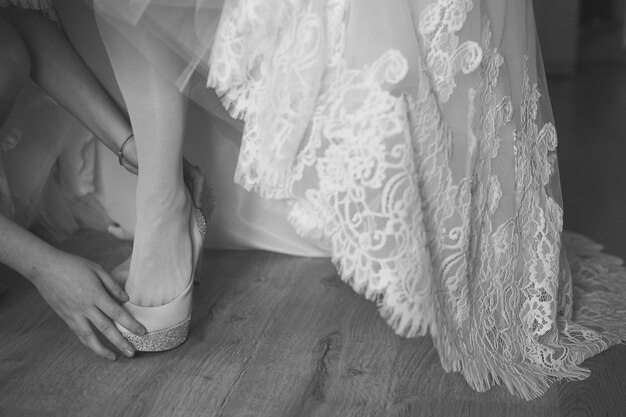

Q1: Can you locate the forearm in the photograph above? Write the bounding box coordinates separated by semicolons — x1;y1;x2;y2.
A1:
2;8;138;169
0;212;60;283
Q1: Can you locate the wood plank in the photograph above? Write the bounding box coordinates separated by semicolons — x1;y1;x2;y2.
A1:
0;232;565;417
558;345;626;417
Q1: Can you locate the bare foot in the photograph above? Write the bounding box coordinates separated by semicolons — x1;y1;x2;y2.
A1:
125;186;193;306
115;164;209;307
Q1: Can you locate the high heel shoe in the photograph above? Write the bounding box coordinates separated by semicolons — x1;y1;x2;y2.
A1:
116;179;214;352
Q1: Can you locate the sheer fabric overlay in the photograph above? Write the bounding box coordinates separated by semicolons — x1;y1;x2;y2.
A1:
0;83;115;241
94;0;626;399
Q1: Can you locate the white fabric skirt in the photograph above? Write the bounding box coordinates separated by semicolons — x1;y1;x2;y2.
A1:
75;0;626;399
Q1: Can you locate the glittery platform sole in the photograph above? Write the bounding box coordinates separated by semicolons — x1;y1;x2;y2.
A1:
122;314;191;352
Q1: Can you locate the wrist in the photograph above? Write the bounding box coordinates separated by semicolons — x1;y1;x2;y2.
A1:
22;243;63;285
0;213;65;285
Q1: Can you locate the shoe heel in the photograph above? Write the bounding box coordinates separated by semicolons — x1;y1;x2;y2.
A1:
116;277;194;352
122;314;192;352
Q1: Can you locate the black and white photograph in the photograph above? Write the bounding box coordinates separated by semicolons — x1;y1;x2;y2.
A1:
0;0;626;416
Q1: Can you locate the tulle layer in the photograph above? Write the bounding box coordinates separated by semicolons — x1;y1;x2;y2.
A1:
0;83;115;241
92;0;626;399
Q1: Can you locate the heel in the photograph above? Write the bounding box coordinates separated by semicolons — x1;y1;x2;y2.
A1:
123;317;191;352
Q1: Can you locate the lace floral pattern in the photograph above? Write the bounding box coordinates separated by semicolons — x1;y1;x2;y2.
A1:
209;0;349;199
418;0;483;103
207;0;626;399
290;50;436;335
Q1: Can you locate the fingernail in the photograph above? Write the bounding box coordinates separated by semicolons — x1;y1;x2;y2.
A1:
109;354;117;361
124;348;135;358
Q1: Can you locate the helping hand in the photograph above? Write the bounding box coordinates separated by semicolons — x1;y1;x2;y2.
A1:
30;249;147;360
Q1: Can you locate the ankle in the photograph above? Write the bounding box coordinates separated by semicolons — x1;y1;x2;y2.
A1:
137;188;191;228
136;179;189;222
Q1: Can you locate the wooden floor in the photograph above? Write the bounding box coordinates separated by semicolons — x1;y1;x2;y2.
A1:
0;235;554;417
1;65;626;417
1;231;626;417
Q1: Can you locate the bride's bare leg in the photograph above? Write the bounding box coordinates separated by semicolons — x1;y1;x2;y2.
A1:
95;13;193;306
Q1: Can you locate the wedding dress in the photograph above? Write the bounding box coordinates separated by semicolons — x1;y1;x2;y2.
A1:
95;0;626;399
